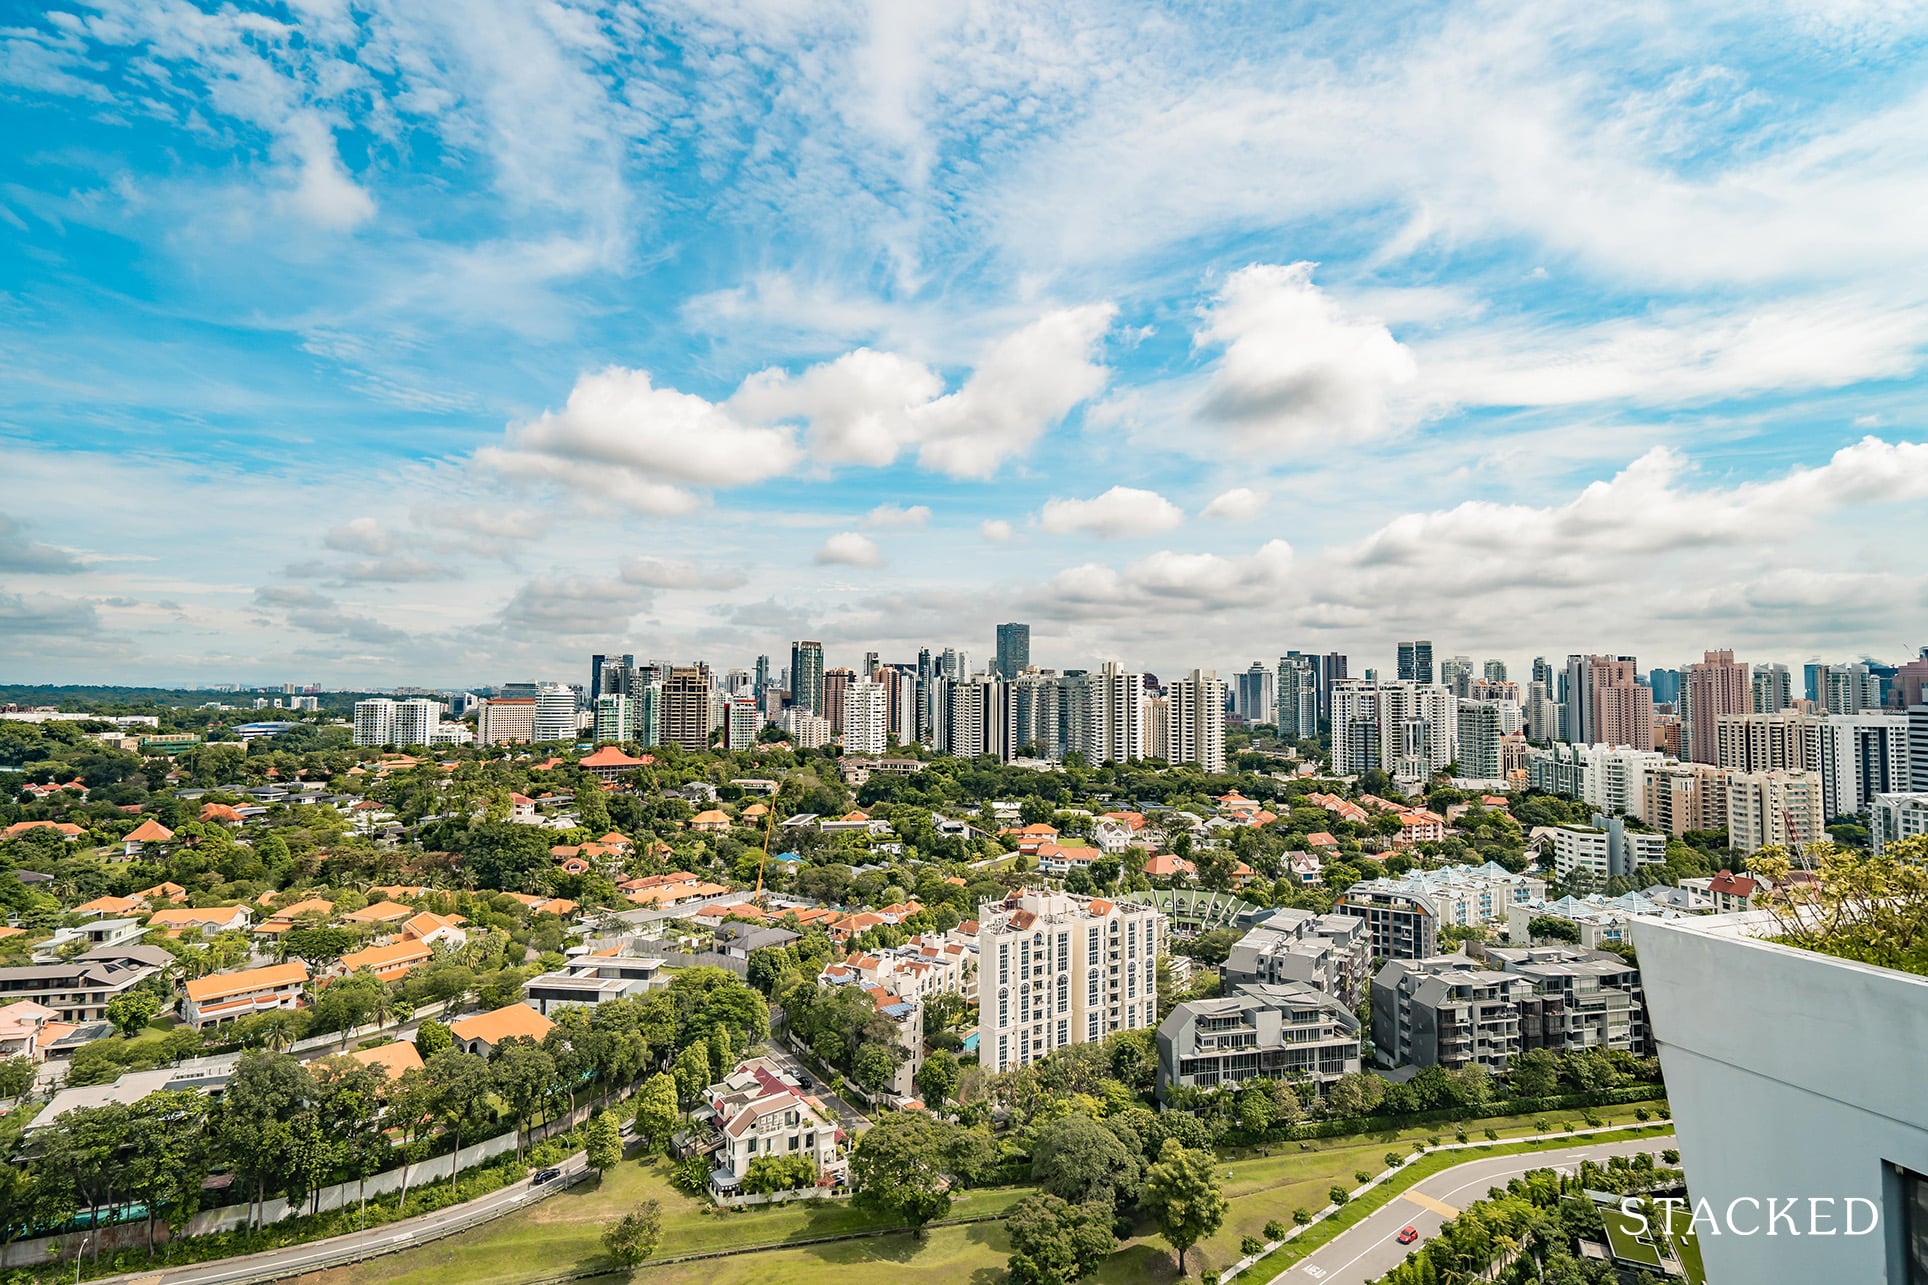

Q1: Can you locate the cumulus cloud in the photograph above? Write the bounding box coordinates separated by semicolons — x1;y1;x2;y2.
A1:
276;114;377;231
1029;540;1295;617
498;575;652;635
1038;486;1185;539
1195;263;1416;448
478;366;803;514
815;532;883;566
254;585;407;645
729;349;944;467
981;519;1014;542
621;556;747;590
862;503;932;529
0;514;83;573
1200;487;1268;520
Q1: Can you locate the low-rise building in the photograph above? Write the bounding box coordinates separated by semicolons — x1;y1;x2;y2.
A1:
0;946;166;1022
338;938;433;982
1332;882;1439;961
1480;944;1649;1055
524;949;667;1015
182;961;309;1029
448;1002;555;1055
1220;909;1371;1002
694;1057;843;1196
1544;813;1667;882
1156;982;1362;1098
1372;953;1536;1071
1872;792;1928;854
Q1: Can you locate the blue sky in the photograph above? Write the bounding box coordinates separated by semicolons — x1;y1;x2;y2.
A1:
3;0;1927;687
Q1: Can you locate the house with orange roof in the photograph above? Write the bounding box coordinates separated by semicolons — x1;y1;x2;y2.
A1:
594;831;633;853
257;897;335;935
1306;791;1370;824
1306;831;1340;850
135;882;187;904
1034;842;1101;876
690;808;733;834
148;905;254;937
577;745;655;781
1142;853;1198;880
75;894;146;919
198;802;245;825
121;817;174;859
367;884;428;900
2;820;84;842
739;803;769;821
343;900;414;925
507;793;538;823
1215;790;1263;818
401;911;467;949
349;1039;424;1079
22;778;87;800
448;1002;555;1056
0;999;63;1062
1394;810;1447;846
338;937;433;983
1100;810;1148;831
999;822;1060;854
182;961;308;1029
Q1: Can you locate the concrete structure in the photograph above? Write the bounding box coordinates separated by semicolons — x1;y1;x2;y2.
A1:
977;888;1160;1072
697;1057;842;1195
1526;742;1664;816
1546;814;1667;882
1717;710;1825;776
352;699;395;747
1725;768;1825;855
841;679;889;756
1156;982;1362;1097
1372;862;1548;931
524;952;666;1015
1275;654;1318;740
1331;680;1457;780
1333;882;1438;961
1372;953;1534;1070
1685;648;1751;764
1481;944;1648;1055
1633;911;1928;1285
181;961;308;1029
660;663;714;751
789;640;825;716
0;946;165;1022
994;622;1030;679
1165;669;1227;773
1221;909;1372;1002
1586;655;1655;751
1872;793;1928;854
1640;761;1729;836
478;697;536;746
1822;712;1914;817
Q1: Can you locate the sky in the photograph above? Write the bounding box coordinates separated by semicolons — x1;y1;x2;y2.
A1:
3;0;1928;689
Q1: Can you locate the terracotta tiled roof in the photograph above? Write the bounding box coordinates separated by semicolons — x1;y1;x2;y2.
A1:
448;1003;554;1047
349;1040;425;1078
124;818;174;843
185;961;308;1003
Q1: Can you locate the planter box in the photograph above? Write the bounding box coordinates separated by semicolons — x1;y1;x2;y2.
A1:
1633;911;1928;1285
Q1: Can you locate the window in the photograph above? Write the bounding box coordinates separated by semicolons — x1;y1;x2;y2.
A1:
999;944;1009;985
1898;1163;1928;1284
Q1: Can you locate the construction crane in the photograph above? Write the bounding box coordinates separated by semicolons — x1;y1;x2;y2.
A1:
755;799;777;901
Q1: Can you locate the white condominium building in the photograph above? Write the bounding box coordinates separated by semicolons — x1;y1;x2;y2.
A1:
352;698;396;747
533;682;579;743
842;679;889;756
478;697;536;746
1165;669;1227;773
977;888;1161;1072
1086;661;1147;764
1725;769;1824;855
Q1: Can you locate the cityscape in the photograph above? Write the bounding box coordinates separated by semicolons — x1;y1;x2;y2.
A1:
5;4;1928;1285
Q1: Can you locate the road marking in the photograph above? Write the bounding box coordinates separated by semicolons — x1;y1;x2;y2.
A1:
1402;1191;1459;1218
1300;1265;1326;1278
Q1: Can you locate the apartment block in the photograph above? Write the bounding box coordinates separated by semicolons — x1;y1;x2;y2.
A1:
1725;769;1825;855
1220;909;1372;1003
1332;882;1439;961
1873;793;1928;854
1481;944;1649;1056
977;888;1160;1072
1640;761;1730;837
478;697;537;746
1156;983;1362;1098
1372;953;1535;1071
1546;813;1667;882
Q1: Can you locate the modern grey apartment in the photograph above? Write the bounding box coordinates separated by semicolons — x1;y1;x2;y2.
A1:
1156;982;1362;1098
1333;882;1439;960
1221;908;1371;1002
0;944;168;1022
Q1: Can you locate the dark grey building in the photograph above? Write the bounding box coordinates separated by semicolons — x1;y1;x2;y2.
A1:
1157;982;1362;1098
995;622;1031;679
1222;909;1371;1003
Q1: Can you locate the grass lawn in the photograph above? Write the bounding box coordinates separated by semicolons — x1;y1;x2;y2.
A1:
297;1102;1668;1285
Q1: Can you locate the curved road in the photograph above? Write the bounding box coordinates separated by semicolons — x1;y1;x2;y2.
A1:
1266;1134;1671;1285
94;1153;590;1285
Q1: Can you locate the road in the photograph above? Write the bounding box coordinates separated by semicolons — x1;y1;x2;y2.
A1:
93;1153;590;1285
1266;1135;1669;1285
764;1039;871;1132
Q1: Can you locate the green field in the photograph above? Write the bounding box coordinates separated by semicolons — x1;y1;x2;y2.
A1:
1600;1199;1706;1285
300;1102;1669;1285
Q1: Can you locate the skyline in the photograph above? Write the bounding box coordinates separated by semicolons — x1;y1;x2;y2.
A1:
7;3;1928;684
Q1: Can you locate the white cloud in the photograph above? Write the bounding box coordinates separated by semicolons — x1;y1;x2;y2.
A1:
1200;487;1268;521
1194;263;1417;448
477;366;802;514
276;113;376;231
621;556;747;590
729;348;944;467
911;304;1118;477
0;513;84;573
1029;539;1295;617
981;519;1014;542
862;503;932;528
498;574;652;635
815;531;883;566
1037;486;1185;539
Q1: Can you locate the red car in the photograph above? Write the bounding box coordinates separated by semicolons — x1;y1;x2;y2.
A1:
1397;1226;1419;1245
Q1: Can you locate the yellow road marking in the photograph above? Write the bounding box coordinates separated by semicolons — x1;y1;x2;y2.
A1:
1402;1191;1460;1219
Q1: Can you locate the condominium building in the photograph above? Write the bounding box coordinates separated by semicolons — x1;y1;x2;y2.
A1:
1156;983;1363;1098
393;698;439;748
994;622;1031;679
1481;945;1648;1056
1331;680;1456;779
1456;700;1508;779
776;707;831;749
1546;814;1667;882
1872;792;1928;853
1397;640;1435;685
1235;661;1273;723
1165;669;1227;773
1371;862;1548;930
660;663;714;751
1525;742;1664;815
352;699;395;747
841;679;889;756
593;692;633;744
1725;769;1824;854
1372;953;1535;1071
1086;661;1147;764
533;682;578;744
1332;882;1439;961
1751;663;1793;713
1275;654;1318;740
1820;712;1913;816
1685;649;1751;764
790;640;825;716
977;888;1161;1072
1715;710;1824;776
699;1056;843;1195
1640;762;1729;836
477;697;537;746
1221;908;1372;1003
1587;655;1655;751
722;697;762;751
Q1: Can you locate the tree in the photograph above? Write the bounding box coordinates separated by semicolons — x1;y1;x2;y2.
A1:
105;989;162;1037
425;1046;491;1164
672;1041;712;1103
414;1018;453;1060
490;1036;559;1159
914;1048;961;1106
0;1055;33;1100
1005;1193;1116;1284
1140;1139;1228;1275
602;1200;663;1266
743;1153;817;1194
849;1111;964;1235
217;1050;313;1230
1030;1112;1141;1208
631;1072;681;1151
585;1110;623;1180
1508;1048;1561;1099
852;1042;904;1096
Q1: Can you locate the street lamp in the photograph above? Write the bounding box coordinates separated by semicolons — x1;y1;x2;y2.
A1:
74;1235;89;1285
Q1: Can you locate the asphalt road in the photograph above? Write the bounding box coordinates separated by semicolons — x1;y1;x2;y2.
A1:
765;1039;872;1131
1267;1135;1670;1285
93;1153;589;1285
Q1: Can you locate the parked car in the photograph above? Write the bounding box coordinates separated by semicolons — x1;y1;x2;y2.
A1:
797;1075;814;1089
533;1167;563;1185
1397;1226;1419;1245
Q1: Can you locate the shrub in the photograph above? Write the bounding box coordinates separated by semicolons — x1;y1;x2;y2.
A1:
1455;1130;1469;1144
1662;1149;1681;1165
1241;1236;1264;1257
1385;1152;1403;1169
1354;1171;1372;1185
1263;1220;1288;1241
1634;1108;1650;1122
1328;1186;1349;1206
1484;1128;1499;1141
1292;1208;1313;1225
1426;1136;1441;1148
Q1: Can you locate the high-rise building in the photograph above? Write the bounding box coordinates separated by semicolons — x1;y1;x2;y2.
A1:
1752;663;1794;713
1166;670;1227;773
1397;640;1435;685
994;623;1031;679
1089;661;1147;764
1332;680;1455;779
591;653;633;704
842;679;889;756
660;664;713;751
1588;655;1654;750
1821;713;1913;817
1275;655;1318;740
861;650;879;680
976;889;1161;1072
1483;659;1508;683
789;641;825;716
1524;679;1560;743
391;698;439;748
1685;649;1750;764
1456;700;1508;779
1012;670;1062;760
533;683;578;744
1058;669;1094;763
1726;770;1825;854
1814;662;1883;714
478;698;536;746
594;693;633;744
1235;661;1272;723
1440;655;1475;698
722;697;762;751
1648;667;1683;707
1316;651;1349;721
822;667;855;735
631;680;661;748
1531;656;1553;688
1642;762;1730;837
754;654;770;694
1560;655;1590;746
353;699;396;747
1715;711;1824;777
